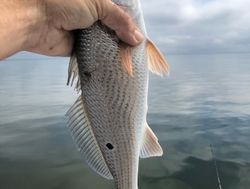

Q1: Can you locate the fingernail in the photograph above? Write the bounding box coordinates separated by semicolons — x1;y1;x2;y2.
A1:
134;29;144;43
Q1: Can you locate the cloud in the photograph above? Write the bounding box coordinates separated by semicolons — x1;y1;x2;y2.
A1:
142;0;250;54
7;0;250;59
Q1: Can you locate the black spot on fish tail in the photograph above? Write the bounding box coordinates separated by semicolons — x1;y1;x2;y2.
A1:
106;143;114;150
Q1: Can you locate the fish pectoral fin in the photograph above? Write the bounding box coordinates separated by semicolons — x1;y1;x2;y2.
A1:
66;96;113;180
119;42;133;76
67;53;81;91
146;39;169;76
140;123;163;158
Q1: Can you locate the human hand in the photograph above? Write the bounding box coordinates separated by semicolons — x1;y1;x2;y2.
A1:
0;0;144;60
27;0;144;56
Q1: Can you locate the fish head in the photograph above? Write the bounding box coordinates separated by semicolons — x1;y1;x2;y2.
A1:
112;0;142;18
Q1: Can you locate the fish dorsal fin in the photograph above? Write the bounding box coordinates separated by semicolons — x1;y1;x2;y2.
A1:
66;96;113;180
119;43;133;76
140;123;163;158
67;53;81;91
146;39;169;76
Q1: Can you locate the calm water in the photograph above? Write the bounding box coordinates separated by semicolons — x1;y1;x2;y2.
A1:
0;53;250;189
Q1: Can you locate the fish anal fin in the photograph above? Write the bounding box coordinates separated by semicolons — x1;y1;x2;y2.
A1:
146;39;169;76
119;43;133;76
140;123;163;158
66;96;113;180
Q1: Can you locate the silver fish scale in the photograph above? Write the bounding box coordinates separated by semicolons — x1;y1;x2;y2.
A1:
74;21;148;189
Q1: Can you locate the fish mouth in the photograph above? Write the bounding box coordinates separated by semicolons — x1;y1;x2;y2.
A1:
115;3;130;8
112;1;139;18
114;2;138;14
112;0;138;9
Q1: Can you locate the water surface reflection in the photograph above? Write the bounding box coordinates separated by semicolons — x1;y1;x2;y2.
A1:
0;54;250;188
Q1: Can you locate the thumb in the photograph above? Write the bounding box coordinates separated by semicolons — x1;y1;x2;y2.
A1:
97;0;144;46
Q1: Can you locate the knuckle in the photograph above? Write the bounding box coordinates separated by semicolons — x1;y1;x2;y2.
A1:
94;0;110;19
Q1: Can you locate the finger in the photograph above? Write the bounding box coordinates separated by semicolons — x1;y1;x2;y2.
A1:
28;31;73;57
100;1;144;46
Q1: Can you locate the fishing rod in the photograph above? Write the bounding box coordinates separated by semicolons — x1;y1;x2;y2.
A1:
210;144;223;189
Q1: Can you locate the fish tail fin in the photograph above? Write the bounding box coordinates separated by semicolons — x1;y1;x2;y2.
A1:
66;96;113;180
146;39;169;76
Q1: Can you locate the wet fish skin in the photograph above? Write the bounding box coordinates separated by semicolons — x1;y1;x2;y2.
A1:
74;22;147;189
66;1;168;189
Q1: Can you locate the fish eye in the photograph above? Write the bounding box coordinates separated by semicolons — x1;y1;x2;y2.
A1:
106;143;114;150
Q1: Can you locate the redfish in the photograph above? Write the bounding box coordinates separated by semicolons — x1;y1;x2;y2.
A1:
66;0;169;188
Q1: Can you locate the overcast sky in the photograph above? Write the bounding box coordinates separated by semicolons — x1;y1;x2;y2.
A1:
142;0;250;54
10;0;250;59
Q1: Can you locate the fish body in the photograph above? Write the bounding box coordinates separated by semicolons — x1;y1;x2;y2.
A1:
66;1;168;189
